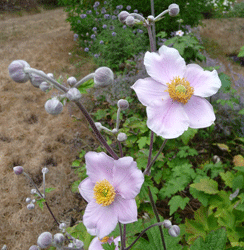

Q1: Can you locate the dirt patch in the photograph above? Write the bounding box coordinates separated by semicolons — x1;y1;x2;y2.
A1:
0;8;97;249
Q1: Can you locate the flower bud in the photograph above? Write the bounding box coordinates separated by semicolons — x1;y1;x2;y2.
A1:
13;166;24;175
66;88;82;101
125;15;135;27
31;189;37;194
27;203;35;210
94;67;114;87
42;167;49;174
163;220;172;229
32;199;36;203
53;233;65;245
2;245;7;250
168;225;180;237
47;73;54;78
147;15;154;22
67;76;77;86
29;246;39;250
74;239;84;249
39;81;52;92
45;98;63;115
26;197;32;203
112;128;118;134
59;222;67;230
30;71;45;88
117;132;127;142
95;122;102;131
117;99;129;110
8;60;30;83
118;11;129;24
168;4;180;17
37;232;52;249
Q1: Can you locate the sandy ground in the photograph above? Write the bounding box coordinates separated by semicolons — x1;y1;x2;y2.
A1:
0;8;97;249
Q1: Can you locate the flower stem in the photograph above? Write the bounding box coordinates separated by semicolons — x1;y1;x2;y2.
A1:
119;222;125;250
147;24;156;52
150;0;156;50
118;140;123;157
145;131;154;175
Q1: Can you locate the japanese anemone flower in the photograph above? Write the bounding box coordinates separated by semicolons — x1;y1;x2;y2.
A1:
79;152;144;239
89;236;120;250
131;45;221;139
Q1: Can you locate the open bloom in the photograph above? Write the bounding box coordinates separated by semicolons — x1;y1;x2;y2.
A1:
89;236;120;250
79;152;144;239
131;45;221;139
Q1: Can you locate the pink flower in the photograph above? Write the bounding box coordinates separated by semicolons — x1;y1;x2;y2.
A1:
89;236;120;250
131;45;221;139
79;152;144;239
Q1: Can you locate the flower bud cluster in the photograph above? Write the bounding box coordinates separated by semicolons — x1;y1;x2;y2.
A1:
163;220;180;237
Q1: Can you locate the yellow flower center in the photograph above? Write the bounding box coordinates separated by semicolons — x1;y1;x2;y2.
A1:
166;76;194;104
93;179;116;206
100;236;110;243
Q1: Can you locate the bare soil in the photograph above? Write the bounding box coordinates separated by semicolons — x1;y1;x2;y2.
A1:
0;8;97;249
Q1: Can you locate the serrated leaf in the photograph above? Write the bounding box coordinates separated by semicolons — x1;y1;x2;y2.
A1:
189;187;210;206
233;155;244;167
180;128;198;145
190;178;218;194
102;242;116;250
220;171;234;188
169;195;190;215
45;187;55;193
36;198;45;210
237;46;244;57
72;159;81;167
219;73;232;90
214;143;230;152
238;108;244;115
137;136;149;149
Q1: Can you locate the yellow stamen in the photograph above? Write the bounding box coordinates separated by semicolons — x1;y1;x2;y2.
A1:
166;76;194;104
100;236;110;243
93;179;116;206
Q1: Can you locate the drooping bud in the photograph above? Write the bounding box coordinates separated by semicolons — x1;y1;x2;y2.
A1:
168;225;180;237
53;233;65;245
117;132;127;142
112;128;118;134
95;122;102;131
44;98;63;115
27;203;35;210
125;15;135;27
73;239;84;249
59;222;66;230
163;220;172;229
29;245;39;250
26;197;32;203
66;88;82;101
13;166;24;175
8;60;30;83
42;167;49;174
168;4;180;17
94;67;114;87
47;73;54;78
118;11;129;24
67;76;77;86
39;81;52;92
147;15;154;22
117;99;129;110
31;189;37;194
30;71;45;88
37;232;52;249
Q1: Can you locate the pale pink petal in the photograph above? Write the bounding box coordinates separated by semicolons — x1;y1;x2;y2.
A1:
85;152;114;183
147;99;189;139
115;196;138;224
184;96;216;128
88;237;104;250
83;200;118;239
144;45;186;85
113;157;144;200
131;77;169;107
184;64;221;97
78;177;94;203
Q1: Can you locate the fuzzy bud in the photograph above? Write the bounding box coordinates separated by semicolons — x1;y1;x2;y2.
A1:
39;81;52;92
67;76;77;86
37;232;52;249
112;128;118;134
168;4;180;17
31;189;37;194
66;88;82;101
13;166;24;175
53;233;65;245
74;239;84;249
45;98;63;115
118;11;129;24
125;15;135;27
59;223;67;230
27;203;35;210
147;15;154;22
94;67;114;87
42;167;49;174
163;220;172;229
47;73;54;78
8;60;30;83
26;197;32;203
30;71;45;88
29;246;39;250
117;132;127;142
117;99;129;110
95;122;102;131
168;225;180;237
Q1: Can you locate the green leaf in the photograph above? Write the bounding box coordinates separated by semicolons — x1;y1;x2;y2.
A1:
220;171;234;188
219;73;232;90
237;46;244;57
137;136;149;149
180;128;198;145
168;195;190;215
45;187;55;193
77;78;94;93
36;198;45;210
72;159;81;167
190;178;218;194
102;242;116;250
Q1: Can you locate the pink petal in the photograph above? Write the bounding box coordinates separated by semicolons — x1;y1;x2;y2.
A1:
83;200;118;239
144;45;186;85
113;157;144;200
184;64;221;97
184;96;216;128
147;99;189;139
131;77;169;107
78;177;94;203
85;152;114;183
115;196;138;224
88;237;104;250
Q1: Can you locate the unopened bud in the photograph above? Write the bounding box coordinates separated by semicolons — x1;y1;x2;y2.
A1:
117;132;127;142
31;189;37;194
74;239;84;249
213;155;221;163
45;98;63;115
66;88;82;101
30;71;45;88
168;4;180;17
32;199;36;203
27;203;35;210
59;223;67;230
112;128;118;134
67;76;77;86
117;99;129;110
47;73;54;78
95;122;102;131
163;220;172;229
37;232;52;249
125;15;135;27
39;81;52;92
29;246;39;250
94;67;114;87
42;167;49;174
118;11;129;24
53;233;65;245
168;225;180;237
147;15;154;22
8;60;30;83
26;197;32;203
13;166;24;175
